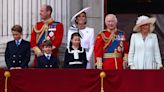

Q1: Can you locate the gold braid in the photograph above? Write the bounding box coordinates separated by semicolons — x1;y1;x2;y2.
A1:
33;23;48;33
101;31;116;50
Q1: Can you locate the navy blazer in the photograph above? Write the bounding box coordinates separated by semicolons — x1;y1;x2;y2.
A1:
5;39;31;69
36;55;59;68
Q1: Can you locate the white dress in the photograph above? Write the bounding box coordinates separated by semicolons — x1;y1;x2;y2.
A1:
128;33;163;69
67;26;94;69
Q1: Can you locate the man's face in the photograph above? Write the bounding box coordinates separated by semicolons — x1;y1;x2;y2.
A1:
105;15;117;30
42;46;52;54
12;31;21;40
40;6;49;20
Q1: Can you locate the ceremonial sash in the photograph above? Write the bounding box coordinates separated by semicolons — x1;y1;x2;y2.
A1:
37;30;46;46
105;31;123;53
36;22;60;46
102;31;123;62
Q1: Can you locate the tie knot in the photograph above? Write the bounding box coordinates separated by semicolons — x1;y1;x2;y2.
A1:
16;40;20;46
47;55;50;60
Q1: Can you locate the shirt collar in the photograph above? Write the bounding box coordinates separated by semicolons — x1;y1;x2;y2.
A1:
44;53;51;57
15;39;22;43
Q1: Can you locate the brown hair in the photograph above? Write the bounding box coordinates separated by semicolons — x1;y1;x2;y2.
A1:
46;5;52;16
69;32;81;48
75;12;87;24
42;40;52;47
11;25;22;33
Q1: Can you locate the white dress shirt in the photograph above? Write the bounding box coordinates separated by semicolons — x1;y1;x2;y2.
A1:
44;53;51;60
15;39;22;46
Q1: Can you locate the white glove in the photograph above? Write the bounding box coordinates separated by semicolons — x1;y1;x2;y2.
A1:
97;60;102;69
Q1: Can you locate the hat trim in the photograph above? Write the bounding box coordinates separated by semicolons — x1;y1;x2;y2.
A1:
71;7;91;22
133;17;156;32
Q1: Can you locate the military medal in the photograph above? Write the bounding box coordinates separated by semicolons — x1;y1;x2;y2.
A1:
122;47;124;52
120;41;123;47
49;31;54;37
116;35;120;40
117;46;122;52
46;36;50;40
121;35;125;41
48;24;56;37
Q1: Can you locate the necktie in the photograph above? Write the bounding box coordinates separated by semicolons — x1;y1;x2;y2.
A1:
47;55;50;60
16;40;19;47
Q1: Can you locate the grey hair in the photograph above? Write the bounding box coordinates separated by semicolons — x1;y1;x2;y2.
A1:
105;14;118;23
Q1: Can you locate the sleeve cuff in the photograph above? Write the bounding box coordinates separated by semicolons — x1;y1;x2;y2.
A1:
123;54;128;61
96;57;103;69
32;46;42;57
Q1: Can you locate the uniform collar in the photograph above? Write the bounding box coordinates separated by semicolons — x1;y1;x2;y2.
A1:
43;18;54;24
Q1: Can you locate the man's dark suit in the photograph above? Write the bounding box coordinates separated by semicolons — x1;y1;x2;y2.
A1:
36;55;59;68
5;39;31;69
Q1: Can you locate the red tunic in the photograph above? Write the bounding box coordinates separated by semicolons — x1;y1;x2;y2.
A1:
94;29;129;70
30;20;64;66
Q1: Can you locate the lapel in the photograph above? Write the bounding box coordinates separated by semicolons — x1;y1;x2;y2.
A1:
139;33;152;43
43;55;51;61
138;33;144;44
18;39;24;48
12;41;19;52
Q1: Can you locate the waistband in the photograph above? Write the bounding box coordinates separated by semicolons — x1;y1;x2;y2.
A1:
103;53;122;58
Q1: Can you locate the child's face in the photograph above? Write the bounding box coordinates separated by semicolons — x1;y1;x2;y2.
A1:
71;36;80;47
12;31;21;40
42;46;52;54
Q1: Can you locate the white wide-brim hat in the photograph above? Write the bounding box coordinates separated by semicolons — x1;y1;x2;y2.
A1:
133;15;156;32
71;7;91;22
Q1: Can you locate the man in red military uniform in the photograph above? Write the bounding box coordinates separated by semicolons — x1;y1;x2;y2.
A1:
30;4;63;66
94;14;129;70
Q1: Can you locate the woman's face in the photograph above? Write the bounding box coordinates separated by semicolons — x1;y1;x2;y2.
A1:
76;12;86;25
140;24;150;33
71;36;80;47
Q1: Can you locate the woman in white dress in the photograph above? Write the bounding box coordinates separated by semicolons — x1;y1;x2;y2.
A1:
67;7;94;69
128;15;163;69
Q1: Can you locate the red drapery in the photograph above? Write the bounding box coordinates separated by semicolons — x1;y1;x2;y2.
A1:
0;69;5;92
1;69;164;92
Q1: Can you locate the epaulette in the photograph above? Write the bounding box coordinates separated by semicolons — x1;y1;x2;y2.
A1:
49;21;60;28
36;21;44;25
98;29;107;34
52;21;60;25
33;22;48;33
117;29;125;34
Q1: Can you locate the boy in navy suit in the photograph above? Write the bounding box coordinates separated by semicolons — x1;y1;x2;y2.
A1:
5;25;31;69
36;40;59;68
